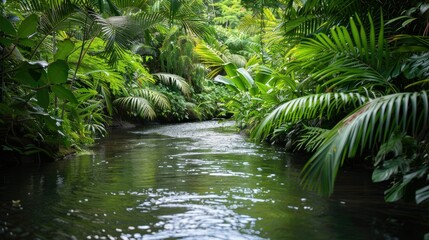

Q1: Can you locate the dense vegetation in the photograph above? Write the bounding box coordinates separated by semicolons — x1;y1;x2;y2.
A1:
1;0;429;205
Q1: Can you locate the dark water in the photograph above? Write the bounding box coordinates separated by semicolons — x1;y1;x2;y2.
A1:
0;121;428;239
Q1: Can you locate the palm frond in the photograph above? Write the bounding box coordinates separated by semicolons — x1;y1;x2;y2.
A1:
252;92;368;141
113;96;156;119
20;0;51;11
92;13;135;65
36;0;79;35
237;14;261;35
110;0;148;11
288;13;396;92
392;34;429;52
132;12;165;31
179;18;215;41
296;126;330;152
155;0;214;41
129;88;170;110
229;54;247;68
401;52;429;80
194;42;227;78
153;73;191;97
301;91;429;195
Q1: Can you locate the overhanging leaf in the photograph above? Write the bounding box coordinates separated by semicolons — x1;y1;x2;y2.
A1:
300;92;429;196
36;88;50;109
51;85;78;104
416;184;429;204
48;60;69;84
18;14;38;38
14;62;44;87
54;39;75;61
0;15;16;36
372;157;407;183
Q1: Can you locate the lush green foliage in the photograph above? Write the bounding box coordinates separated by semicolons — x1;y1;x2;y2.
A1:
2;0;429;207
0;0;228;163
195;0;429;205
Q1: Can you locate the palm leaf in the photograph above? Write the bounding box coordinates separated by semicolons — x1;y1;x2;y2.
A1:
113;96;156;119
175;1;214;40
37;0;79;35
301;91;429;195
252;92;368;141
132;12;165;31
113;0;148;9
289;13;396;92
179;17;215;41
194;42;228;78
401;52;429;80
296;126;330;152
128;88;171;110
238;14;261;35
153;73;191;97
92;13;136;65
19;0;80;58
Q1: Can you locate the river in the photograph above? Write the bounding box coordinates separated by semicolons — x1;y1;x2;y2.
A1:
0;121;428;239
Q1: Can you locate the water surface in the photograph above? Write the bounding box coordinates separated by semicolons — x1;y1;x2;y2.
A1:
0;121;428;239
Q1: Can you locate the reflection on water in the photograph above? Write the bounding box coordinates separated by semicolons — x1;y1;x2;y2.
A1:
0;121;428;239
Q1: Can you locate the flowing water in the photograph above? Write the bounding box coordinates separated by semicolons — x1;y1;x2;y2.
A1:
0;121;428;239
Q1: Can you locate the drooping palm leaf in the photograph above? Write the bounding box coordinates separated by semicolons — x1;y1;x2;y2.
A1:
401;52;429;80
237;14;261;35
128;88;171;110
252;92;368;141
152;0;214;41
301;91;429;195
92;13;135;65
113;96;156;119
19;0;80;59
194;42;228;78
296;126;330;152
114;85;171;120
132;12;165;31
36;0;79;35
175;0;214;39
112;0;148;9
153;73;191;97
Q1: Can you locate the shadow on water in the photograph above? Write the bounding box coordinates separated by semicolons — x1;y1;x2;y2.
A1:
0;121;428;239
